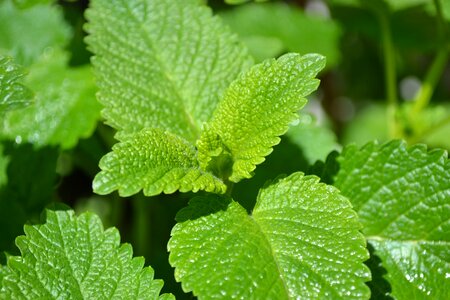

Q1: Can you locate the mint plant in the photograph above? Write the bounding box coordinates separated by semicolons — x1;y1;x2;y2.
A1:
0;0;449;299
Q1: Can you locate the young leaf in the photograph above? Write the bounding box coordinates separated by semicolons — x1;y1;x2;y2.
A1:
0;210;174;299
169;172;371;299
0;0;70;66
334;140;450;299
0;56;33;113
198;53;325;182
93;128;226;197
85;0;253;142
1;50;100;149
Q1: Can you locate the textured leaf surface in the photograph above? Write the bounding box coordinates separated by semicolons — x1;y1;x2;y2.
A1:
334;140;450;299
169;172;370;299
85;0;252;142
1;50;100;149
93;128;226;197
0;210;173;299
0;56;33;113
198;53;325;182
0;0;70;66
220;2;341;66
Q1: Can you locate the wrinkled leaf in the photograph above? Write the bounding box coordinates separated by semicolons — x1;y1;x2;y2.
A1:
334;140;450;299
0;56;33;113
0;210;174;299
198;53;325;182
85;0;252;142
169;172;370;299
93;128;226;197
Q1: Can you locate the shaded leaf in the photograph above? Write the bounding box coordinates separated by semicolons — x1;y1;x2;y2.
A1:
0;142;58;253
0;56;33;113
0;0;70;66
220;2;342;66
286;113;340;164
334;140;450;299
1;50;100;149
169;172;370;299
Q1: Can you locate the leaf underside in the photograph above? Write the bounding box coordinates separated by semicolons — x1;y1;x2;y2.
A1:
85;0;253;143
334;140;450;299
198;53;325;182
0;210;173;299
169;172;371;299
93;128;226;197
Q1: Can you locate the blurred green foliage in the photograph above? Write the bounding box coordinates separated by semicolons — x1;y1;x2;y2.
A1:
0;0;448;298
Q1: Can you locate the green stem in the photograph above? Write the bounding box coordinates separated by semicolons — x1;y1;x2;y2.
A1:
410;0;449;119
411;49;449;116
381;16;399;138
132;194;150;257
374;4;400;138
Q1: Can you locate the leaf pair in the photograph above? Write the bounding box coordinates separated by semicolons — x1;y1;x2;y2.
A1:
86;0;325;196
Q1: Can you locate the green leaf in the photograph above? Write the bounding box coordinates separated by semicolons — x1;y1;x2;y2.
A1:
0;0;70;66
0;144;8;188
0;56;33;113
220;2;342;66
286;113;340;164
198;53;325;182
93;128;226;197
85;0;253;143
12;0;54;9
0;210;174;299
334;140;450;299
225;0;269;5
169;172;371;299
1;50;100;149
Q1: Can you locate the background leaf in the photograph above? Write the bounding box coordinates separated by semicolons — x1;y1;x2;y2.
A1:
220;2;342;67
198;53;325;182
169;172;370;299
334;140;450;299
286;113;340;164
85;0;253;142
0;56;33;113
0;142;58;256
0;210;174;299
93;128;226;197
1;50;100;149
0;0;70;66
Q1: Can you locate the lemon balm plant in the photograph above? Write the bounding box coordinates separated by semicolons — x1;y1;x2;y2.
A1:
0;0;449;299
